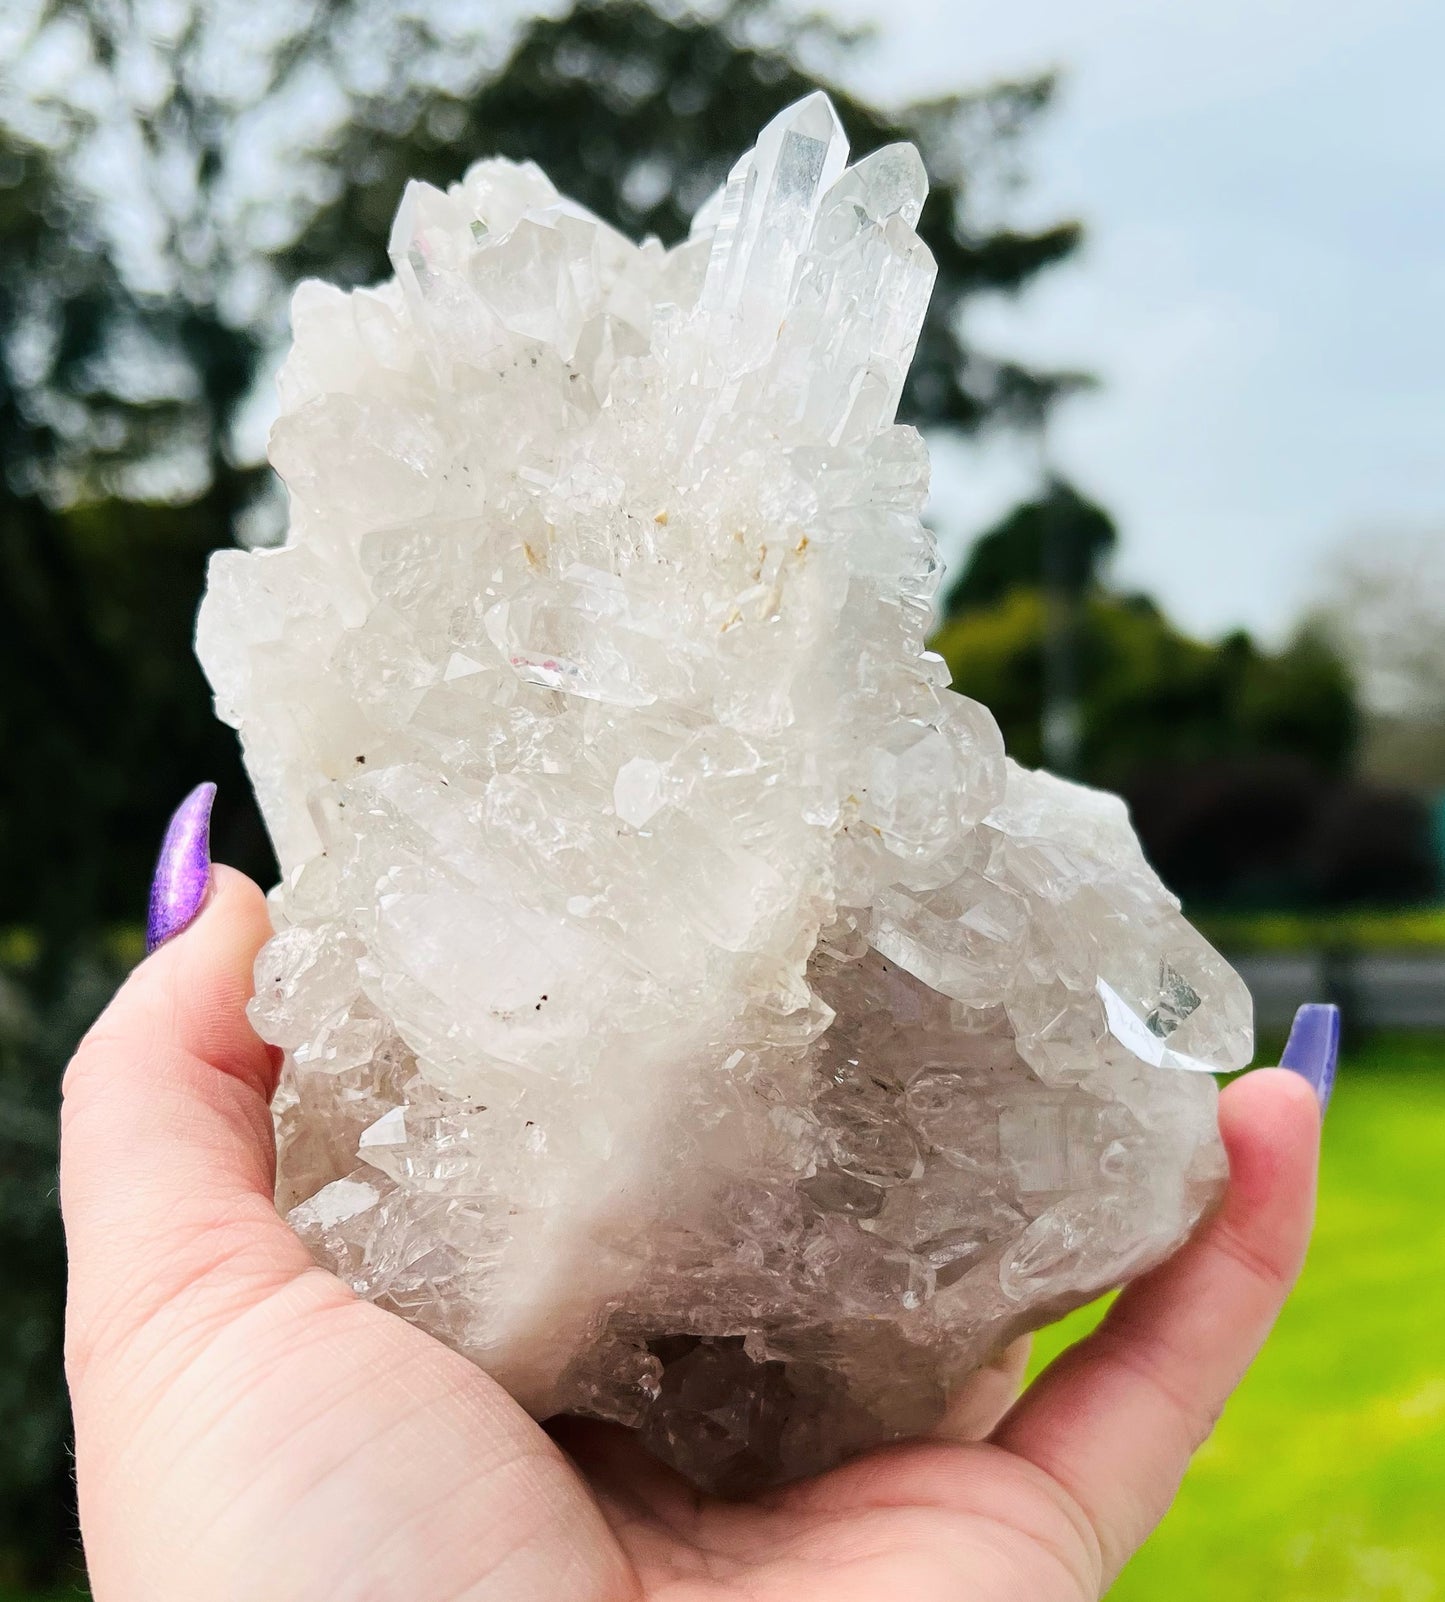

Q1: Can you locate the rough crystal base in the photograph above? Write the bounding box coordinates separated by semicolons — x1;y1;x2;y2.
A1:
199;93;1252;1492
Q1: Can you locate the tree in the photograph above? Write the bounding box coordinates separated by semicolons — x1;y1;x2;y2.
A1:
1315;526;1445;792
0;123;265;965
1;0;1085;943
940;476;1117;616
0;942;127;1589
0;125;180;1581
928;550;1372;907
275;0;1086;434
932;588;1357;786
1117;753;1439;910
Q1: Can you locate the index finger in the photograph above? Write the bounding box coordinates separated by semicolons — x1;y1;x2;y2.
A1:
989;1067;1322;1582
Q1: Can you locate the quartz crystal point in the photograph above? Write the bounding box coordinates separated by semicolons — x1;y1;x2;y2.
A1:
197;93;1253;1492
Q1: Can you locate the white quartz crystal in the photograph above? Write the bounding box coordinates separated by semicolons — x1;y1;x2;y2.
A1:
197;94;1253;1492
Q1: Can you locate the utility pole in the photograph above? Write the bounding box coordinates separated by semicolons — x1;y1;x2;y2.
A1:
1038;426;1081;777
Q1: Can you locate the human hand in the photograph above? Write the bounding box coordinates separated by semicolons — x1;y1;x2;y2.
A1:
63;846;1326;1601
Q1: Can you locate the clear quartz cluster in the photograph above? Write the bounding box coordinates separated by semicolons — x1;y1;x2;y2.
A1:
197;94;1253;1492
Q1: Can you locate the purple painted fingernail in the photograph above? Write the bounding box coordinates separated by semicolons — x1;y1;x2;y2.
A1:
146;783;216;954
1280;1003;1341;1113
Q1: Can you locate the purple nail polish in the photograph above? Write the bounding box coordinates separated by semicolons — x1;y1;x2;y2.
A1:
146;783;217;953
1280;1003;1341;1113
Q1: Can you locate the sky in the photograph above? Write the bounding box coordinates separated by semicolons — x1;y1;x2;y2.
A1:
824;0;1445;643
9;0;1436;643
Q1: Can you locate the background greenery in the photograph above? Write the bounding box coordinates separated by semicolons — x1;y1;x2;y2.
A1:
1;0;1440;1591
1032;1038;1445;1601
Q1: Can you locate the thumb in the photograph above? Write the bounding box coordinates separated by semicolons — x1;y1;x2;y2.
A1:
61;854;311;1392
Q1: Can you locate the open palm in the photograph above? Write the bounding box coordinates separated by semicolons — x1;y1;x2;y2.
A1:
62;870;1319;1602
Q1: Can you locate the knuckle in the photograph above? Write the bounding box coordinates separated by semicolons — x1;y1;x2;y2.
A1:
61;1032;115;1109
69;1217;297;1398
1211;1220;1293;1299
62;1009;160;1110
1094;1324;1207;1446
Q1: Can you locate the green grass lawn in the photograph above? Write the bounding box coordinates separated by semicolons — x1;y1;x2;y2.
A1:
1195;905;1445;953
1030;1035;1445;1600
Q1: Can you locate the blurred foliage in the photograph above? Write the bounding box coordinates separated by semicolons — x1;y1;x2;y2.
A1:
1314;525;1445;794
1123;757;1440;910
277;1;1087;431
1196;904;1445;954
928;482;1443;909
1;496;273;965
0;944;127;1591
942;476;1117;612
932;578;1358;787
1;0;1084;943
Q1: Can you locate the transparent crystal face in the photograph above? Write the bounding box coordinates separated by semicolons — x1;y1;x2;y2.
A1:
199;93;1253;1492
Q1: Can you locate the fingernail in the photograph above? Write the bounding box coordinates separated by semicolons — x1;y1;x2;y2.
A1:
1280;1003;1341;1113
146;783;216;953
